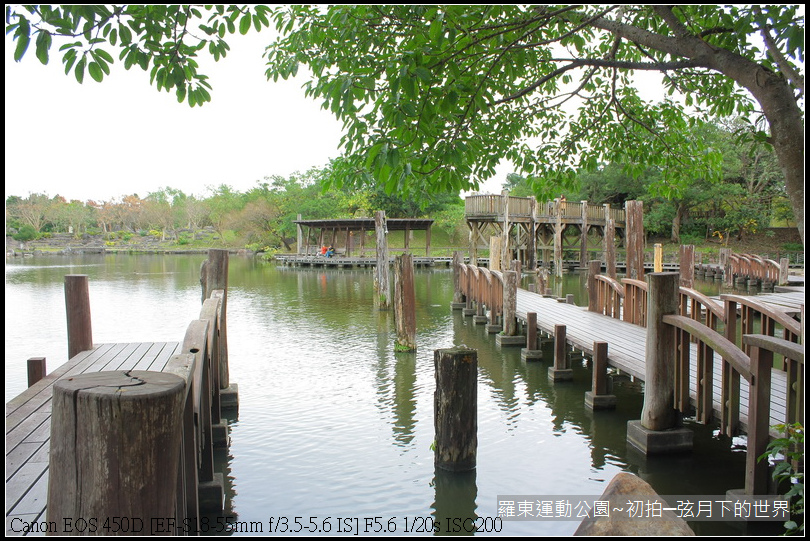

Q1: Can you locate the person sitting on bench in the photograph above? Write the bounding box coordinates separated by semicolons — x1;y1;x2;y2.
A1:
326;245;335;258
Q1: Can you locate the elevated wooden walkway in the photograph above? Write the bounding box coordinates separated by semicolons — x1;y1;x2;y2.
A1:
512;288;790;431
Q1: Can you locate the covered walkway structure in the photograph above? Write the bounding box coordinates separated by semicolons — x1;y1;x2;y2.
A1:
295;217;434;257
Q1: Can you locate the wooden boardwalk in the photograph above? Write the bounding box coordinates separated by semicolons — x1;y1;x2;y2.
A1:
513;288;791;432
5;342;182;535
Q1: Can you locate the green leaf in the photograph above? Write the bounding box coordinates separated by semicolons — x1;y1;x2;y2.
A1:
13;18;31;62
239;12;251;34
35;31;52;65
75;56;87;84
88;61;103;82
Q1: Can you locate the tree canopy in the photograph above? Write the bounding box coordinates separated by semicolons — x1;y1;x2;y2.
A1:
6;5;804;244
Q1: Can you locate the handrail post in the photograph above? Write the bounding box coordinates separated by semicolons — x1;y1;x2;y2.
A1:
627;272;693;454
587;260;601;312
745;345;773;495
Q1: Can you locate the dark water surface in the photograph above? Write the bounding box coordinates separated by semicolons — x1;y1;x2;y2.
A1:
6;255;769;535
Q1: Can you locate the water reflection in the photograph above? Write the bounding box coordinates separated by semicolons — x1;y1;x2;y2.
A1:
5;256;766;536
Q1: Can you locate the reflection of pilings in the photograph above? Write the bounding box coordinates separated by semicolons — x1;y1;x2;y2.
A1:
431;468;477;534
392;354;417;446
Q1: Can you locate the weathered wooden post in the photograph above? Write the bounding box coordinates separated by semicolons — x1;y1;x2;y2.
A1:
625;201;644;280
548;324;572;381
527;197;538;271
296;213;303;254
521;312;543;361
47;371;185;535
496;270;525;346
554;198;563;278
451;251;466;310
201;249;236;410
679;245;695;288
720;248;733;287
65;274;93;359
604;216;616;279
653;243;663;272
536;267;548;296
587;260;601;312
627;272;693;454
27;357;46;387
434;348;477;472
778;257;789;286
375;210;391;310
580;200;589;269
394;253;417;352
585;342;617;410
489;236;502;271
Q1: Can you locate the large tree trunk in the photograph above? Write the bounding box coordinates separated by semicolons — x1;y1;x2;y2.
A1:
671;202;685;244
593;7;805;246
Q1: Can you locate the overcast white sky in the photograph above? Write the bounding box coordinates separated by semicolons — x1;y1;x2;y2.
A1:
6;28;514;204
4;29;349;203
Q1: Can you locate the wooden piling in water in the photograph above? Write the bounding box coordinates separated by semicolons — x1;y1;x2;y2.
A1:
604;215;616;279
521;312;543;361
585;342;616;410
65;274;93;359
434;348;477;472
375;210;390;310
47;371;185;535
679;245;695;288
451;252;465;309
627;272;692;454
587;260;601;312
496;270;525;346
548;324;572;381
625;201;644;280
394;254;417;352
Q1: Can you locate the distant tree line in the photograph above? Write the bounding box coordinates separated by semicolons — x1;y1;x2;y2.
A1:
5;162;467;251
7;119;792;250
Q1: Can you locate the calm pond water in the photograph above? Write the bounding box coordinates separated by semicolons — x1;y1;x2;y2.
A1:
6;254;772;535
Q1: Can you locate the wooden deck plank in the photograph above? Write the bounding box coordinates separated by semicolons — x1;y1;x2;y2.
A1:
514;287;797;433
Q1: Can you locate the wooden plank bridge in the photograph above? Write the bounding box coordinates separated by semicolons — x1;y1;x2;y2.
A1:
455;259;804;495
6;251;236;536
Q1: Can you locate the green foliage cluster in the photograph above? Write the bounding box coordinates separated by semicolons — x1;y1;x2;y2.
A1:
12;224;38;242
760;423;804;535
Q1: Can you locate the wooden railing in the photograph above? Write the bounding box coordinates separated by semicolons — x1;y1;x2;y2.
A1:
164;290;225;526
663;313;803;494
727;252;789;285
590;276;726;332
621;278;648;326
459;263;504;326
593;274;624;319
465;195;626;223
